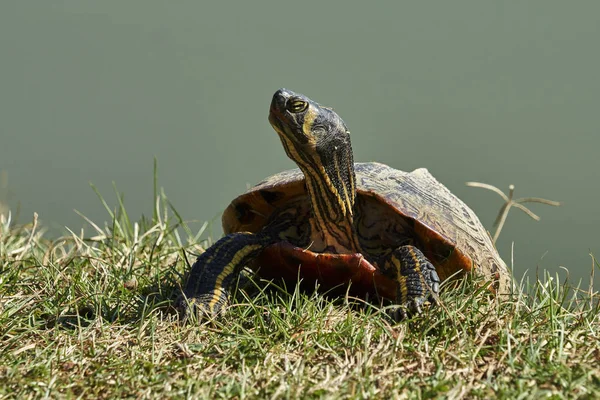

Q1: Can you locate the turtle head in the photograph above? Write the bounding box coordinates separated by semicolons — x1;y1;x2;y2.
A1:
268;89;358;253
269;88;351;153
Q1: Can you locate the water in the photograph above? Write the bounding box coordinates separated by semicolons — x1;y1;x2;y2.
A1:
1;1;598;284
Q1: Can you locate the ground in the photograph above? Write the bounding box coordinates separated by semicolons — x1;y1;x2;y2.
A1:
0;192;598;399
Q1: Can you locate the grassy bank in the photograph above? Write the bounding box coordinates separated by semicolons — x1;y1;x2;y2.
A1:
0;191;598;399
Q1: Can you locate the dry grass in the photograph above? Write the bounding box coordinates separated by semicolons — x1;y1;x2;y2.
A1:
0;187;599;399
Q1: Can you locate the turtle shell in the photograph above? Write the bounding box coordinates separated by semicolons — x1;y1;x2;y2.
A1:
222;162;510;295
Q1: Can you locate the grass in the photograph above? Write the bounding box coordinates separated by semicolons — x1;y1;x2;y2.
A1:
0;185;599;399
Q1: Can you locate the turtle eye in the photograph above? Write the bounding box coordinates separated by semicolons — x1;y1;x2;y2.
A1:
286;99;308;113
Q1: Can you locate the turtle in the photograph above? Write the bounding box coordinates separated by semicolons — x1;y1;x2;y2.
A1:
180;88;510;319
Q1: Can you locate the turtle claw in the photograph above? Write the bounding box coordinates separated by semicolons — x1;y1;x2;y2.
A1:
388;306;408;322
388;295;430;321
409;298;424;314
177;295;224;323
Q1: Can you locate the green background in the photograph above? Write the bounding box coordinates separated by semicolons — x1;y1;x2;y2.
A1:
1;2;598;283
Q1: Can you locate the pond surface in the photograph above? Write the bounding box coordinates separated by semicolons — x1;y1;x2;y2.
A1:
1;1;598;285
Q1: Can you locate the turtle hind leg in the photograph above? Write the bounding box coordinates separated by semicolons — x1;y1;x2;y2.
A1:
379;245;441;319
179;231;274;321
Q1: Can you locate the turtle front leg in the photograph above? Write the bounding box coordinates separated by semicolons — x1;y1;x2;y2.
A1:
379;245;441;317
179;231;276;320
